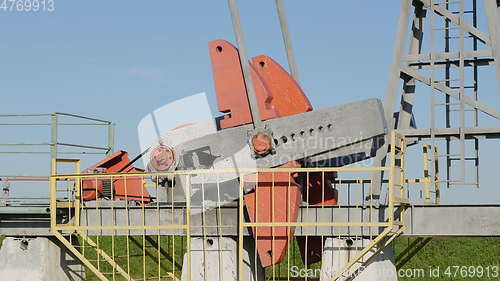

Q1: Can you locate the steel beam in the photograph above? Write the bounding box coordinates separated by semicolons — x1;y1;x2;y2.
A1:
400;66;500;119
408;58;494;68
397;2;427;131
3;204;500;237
227;0;262;128
397;126;500;140
275;0;300;82
418;0;491;45
370;0;413;205
484;0;500;80
403;49;492;62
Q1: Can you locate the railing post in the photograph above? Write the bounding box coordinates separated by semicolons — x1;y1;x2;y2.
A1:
50;158;57;232
185;174;191;281
50;113;58;163
74;160;81;227
388;132;396;225
107;122;115;156
433;146;441;204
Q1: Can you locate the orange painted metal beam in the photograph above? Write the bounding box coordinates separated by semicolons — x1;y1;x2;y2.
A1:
209;40;338;267
251;55;312;116
209;40;278;129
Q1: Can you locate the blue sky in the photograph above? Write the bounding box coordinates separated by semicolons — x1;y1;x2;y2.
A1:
0;1;498;203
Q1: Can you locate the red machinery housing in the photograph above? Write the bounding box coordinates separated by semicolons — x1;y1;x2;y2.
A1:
81;151;151;203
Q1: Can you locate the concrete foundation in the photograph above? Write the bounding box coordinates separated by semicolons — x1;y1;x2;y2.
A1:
181;237;264;281
320;238;397;281
0;236;84;281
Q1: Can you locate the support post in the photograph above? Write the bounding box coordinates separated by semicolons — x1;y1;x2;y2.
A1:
275;0;300;81
107;122;115;156
369;0;412;204
50;113;58;162
484;0;500;81
227;0;262;128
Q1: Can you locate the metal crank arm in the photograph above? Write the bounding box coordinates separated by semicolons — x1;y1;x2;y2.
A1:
174;98;386;182
255;98;386;167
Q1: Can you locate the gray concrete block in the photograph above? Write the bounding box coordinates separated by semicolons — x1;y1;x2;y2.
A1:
181;237;264;281
0;237;84;281
320;238;397;281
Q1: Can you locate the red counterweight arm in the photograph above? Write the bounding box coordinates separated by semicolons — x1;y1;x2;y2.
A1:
209;38;338;267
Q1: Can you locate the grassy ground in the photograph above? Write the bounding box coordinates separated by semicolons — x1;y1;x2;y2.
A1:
0;235;498;280
54;236;500;280
80;235;187;281
395;237;499;281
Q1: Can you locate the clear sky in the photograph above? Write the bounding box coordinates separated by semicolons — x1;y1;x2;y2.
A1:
0;1;498;204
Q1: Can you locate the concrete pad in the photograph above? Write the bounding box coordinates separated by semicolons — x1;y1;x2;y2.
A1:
320;238;397;281
0;237;84;281
181;237;264;281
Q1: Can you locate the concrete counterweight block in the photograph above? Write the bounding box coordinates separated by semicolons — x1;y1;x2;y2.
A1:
320;238;397;281
0;236;85;281
181;237;264;281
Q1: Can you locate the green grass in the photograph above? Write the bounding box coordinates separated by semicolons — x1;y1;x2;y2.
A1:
74;236;500;281
395;237;499;281
80;236;499;280
80;236;187;281
1;235;498;280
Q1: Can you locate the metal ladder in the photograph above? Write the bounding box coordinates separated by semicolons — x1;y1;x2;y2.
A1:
429;0;480;188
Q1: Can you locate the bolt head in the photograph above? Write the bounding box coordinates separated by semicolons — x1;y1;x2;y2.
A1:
251;134;272;155
149;145;175;171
